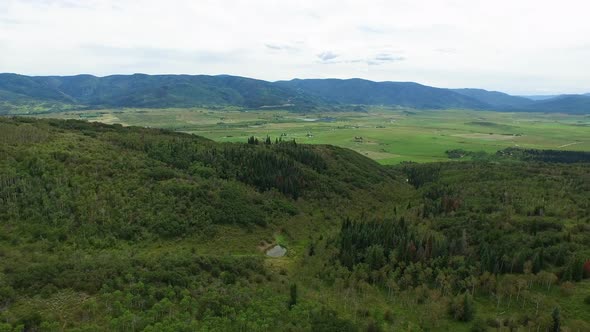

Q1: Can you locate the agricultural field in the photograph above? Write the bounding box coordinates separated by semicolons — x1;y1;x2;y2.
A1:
35;107;590;163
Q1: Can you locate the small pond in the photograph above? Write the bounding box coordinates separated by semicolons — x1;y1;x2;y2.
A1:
266;245;287;257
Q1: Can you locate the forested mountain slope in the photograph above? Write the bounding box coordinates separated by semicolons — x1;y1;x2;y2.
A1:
451;88;534;108
0;117;589;331
517;95;590;114
0;74;319;112
276;79;487;109
2;74;589;114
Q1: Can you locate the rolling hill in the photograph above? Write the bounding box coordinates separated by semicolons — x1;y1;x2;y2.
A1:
453;89;590;114
0;73;317;112
521;94;562;101
275;78;487;109
451;88;534;108
0;117;589;330
0;73;589;114
517;94;590;114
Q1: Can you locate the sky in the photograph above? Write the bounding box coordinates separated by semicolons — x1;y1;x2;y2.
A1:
0;0;589;95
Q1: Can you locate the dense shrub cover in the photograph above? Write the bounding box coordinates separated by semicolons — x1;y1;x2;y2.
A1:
0;117;588;330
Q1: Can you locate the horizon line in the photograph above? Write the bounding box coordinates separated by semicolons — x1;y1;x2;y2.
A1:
0;72;587;97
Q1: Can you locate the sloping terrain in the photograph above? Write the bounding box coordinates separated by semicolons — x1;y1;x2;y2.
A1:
451;88;534;108
521;95;590;114
0;117;589;330
1;74;589;114
276;78;487;109
0;74;319;112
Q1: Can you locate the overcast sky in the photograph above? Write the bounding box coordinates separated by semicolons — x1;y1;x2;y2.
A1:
1;0;589;94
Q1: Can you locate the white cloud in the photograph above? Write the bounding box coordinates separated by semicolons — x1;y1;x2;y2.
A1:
0;0;589;94
317;51;339;62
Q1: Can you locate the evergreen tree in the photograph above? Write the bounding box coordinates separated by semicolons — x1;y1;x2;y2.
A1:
288;283;297;309
463;293;475;322
552;307;561;332
450;293;475;322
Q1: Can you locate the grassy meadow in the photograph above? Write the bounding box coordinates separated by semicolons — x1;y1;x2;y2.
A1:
36;107;590;164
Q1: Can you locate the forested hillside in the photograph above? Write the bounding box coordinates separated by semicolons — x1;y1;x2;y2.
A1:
275;79;487;109
0;117;589;331
0;74;319;113
515;95;590;115
451;89;534;108
2;74;589;114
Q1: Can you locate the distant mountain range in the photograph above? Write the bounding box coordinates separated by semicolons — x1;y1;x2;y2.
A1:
521;95;562;101
276;79;487;109
0;73;589;114
0;73;318;112
451;88;534;108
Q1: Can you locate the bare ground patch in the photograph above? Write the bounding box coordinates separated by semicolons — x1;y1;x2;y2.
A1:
452;133;518;141
353;149;402;160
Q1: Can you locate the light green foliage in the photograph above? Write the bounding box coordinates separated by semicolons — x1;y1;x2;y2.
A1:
33;107;590;164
